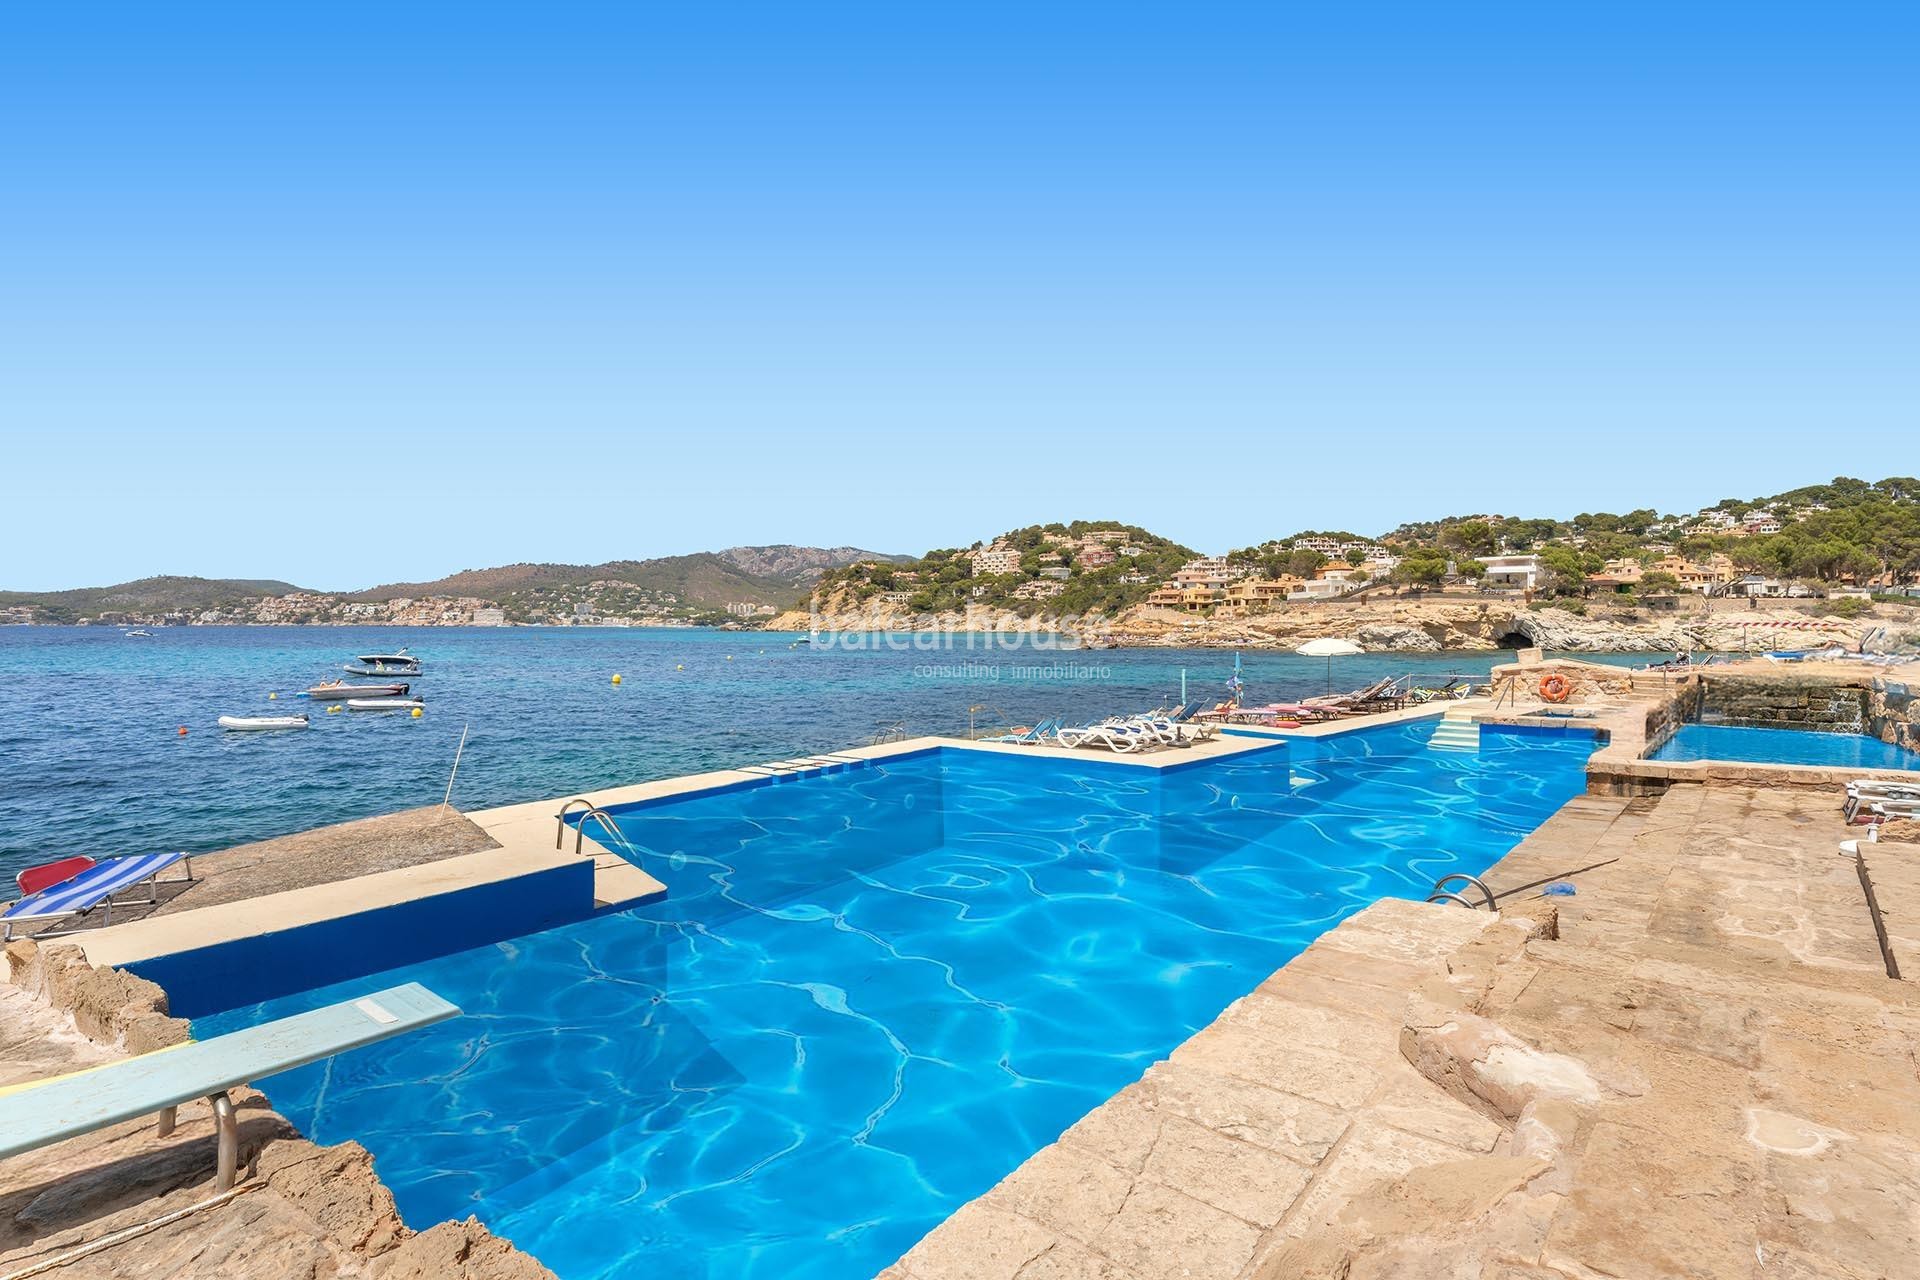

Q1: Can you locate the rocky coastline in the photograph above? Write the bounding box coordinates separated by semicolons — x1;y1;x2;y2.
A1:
768;598;1912;654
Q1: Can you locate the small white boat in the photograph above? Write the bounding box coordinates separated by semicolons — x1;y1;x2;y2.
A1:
219;714;310;732
344;649;422;676
308;681;410;700
346;698;425;712
124;629;154;638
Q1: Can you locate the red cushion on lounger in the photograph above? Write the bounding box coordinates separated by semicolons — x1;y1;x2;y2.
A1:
17;856;97;898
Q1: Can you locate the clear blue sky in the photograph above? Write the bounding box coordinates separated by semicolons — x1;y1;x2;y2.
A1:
2;3;1914;590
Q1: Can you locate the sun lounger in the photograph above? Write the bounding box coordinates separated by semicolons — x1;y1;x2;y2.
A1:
1111;714;1187;745
1864;798;1920;823
0;983;458;1192
1843;779;1920;822
1299;695;1357;714
1346;676;1402;709
1056;722;1151;753
1;852;193;940
1226;703;1327;723
985;717;1059;744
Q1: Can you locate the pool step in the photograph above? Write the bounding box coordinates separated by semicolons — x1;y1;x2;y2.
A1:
1429;710;1480;753
737;754;870;780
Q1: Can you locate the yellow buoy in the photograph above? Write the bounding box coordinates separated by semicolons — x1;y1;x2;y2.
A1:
676;664;684;671
328;704;341;714
268;692;277;700
726;655;733;662
611;673;623;685
411;707;423;718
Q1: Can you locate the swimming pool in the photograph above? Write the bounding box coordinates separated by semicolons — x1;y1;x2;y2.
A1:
1651;724;1920;770
193;721;1597;1280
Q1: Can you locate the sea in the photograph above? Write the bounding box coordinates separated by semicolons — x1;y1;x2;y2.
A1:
0;626;1638;880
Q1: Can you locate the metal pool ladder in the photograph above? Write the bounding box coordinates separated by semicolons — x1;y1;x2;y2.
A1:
554;798;643;860
1426;872;1497;910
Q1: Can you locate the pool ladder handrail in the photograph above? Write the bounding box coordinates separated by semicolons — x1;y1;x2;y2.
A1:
555;798;597;849
869;719;910;745
554;798;642;860
1426;871;1496;910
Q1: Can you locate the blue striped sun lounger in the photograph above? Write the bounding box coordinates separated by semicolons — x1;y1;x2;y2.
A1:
1;851;193;939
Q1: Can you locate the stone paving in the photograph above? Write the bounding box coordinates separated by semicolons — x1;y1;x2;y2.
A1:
1858;839;1920;981
878;782;1920;1279
148;806;500;914
18;807;501;935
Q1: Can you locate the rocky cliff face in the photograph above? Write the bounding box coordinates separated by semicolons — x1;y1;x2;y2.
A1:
768;595;1898;654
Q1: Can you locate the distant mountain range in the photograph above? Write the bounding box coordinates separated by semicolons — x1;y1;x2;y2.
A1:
345;546;905;606
0;546;908;624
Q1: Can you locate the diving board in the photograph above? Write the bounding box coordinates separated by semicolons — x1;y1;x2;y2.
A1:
0;982;458;1190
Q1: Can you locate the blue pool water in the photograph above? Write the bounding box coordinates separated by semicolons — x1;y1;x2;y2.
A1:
1652;723;1920;770
0;626;1645;880
194;721;1597;1280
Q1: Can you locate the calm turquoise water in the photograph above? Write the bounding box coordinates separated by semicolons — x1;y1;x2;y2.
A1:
0;626;1636;879
195;722;1599;1280
1652;723;1920;769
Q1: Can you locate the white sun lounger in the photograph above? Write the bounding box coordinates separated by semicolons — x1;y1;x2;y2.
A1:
1843;779;1920;822
0;983;458;1192
1056;723;1150;753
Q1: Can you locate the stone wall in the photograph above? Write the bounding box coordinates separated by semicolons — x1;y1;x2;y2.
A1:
4;938;188;1054
1488;657;1636;706
1867;676;1920;753
1698;674;1869;732
1641;679;1699;753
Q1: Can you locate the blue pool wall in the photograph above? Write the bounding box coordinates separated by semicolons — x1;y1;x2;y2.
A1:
130;860;594;1019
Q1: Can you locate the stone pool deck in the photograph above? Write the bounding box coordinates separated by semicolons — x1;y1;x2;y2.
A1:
879;781;1920;1280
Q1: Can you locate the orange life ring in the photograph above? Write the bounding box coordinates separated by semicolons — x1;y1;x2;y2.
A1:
1538;674;1572;703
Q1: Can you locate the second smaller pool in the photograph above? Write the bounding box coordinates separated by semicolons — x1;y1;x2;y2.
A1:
1653;724;1920;771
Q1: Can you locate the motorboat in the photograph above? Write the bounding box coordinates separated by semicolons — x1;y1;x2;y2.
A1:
344;649;422;676
219;714;309;732
308;681;409;700
123;629;153;638
346;698;425;712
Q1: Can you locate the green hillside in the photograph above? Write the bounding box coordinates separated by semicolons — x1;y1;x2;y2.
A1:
1382;475;1920;595
821;521;1195;616
0;576;306;623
